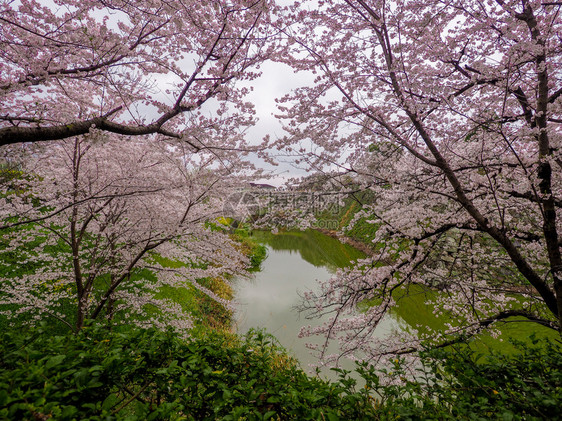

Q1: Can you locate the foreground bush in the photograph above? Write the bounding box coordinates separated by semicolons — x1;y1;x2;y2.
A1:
0;325;376;420
1;324;560;420
366;336;562;420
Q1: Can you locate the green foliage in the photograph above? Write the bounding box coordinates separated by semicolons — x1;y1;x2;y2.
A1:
251;229;364;269
1;324;560;420
365;336;562;420
0;325;378;420
248;243;267;271
231;226;267;272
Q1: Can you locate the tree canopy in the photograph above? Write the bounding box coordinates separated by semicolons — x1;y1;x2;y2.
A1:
0;0;273;149
273;0;562;363
0;0;273;332
1;0;561;366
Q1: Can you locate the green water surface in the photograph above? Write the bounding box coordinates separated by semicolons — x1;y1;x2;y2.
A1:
236;230;557;366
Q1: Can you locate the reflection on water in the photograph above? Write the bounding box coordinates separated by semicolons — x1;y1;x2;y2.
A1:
235;230;559;373
251;229;365;270
234;230;405;378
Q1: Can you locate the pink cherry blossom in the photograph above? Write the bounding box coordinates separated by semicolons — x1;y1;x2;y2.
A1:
274;0;562;365
0;134;252;332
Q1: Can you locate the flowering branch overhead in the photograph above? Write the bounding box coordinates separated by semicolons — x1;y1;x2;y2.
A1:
0;0;275;149
274;0;562;363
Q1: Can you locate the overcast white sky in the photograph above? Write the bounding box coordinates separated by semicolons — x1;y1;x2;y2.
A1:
242;60;317;186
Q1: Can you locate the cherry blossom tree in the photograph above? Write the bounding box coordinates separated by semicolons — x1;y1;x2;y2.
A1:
275;0;562;364
0;0;273;151
0;134;250;332
0;0;277;332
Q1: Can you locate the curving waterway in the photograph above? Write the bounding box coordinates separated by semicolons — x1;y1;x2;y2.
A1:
234;230;558;377
233;230;406;376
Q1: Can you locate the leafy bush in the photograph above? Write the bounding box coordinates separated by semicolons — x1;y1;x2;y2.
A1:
0;325;377;420
231;227;268;272
1;324;559;420
366;336;562;420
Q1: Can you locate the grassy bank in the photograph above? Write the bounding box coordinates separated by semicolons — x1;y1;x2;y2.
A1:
152;225;267;334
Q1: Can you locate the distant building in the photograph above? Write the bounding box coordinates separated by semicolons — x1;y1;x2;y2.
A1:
249;182;276;190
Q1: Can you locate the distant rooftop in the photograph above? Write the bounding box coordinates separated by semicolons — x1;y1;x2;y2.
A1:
249;182;276;190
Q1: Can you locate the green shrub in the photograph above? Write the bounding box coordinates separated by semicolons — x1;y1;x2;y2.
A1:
365;336;562;420
1;324;559;420
0;325;377;420
231;227;267;272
